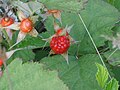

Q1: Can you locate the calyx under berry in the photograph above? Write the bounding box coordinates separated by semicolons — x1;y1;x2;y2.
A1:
56;28;69;36
44;23;75;64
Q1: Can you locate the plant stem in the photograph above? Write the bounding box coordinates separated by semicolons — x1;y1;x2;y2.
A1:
78;13;112;79
107;48;118;60
3;61;13;90
2;29;11;47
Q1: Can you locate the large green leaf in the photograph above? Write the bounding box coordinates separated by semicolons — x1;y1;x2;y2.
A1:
96;63;119;90
0;59;69;90
12;1;44;15
111;67;120;84
77;0;119;53
41;54;102;90
8;49;35;63
114;0;120;11
105;78;119;90
39;0;88;13
12;35;48;49
43;0;120;54
96;63;109;88
104;0;120;11
34;49;49;61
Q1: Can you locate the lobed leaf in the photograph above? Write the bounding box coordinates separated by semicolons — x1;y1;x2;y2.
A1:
12;1;44;15
43;0;120;54
105;78;119;90
12;35;48;49
96;63;109;88
0;59;69;90
39;0;88;13
41;54;102;90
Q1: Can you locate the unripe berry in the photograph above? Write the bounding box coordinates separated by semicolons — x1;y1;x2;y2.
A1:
20;18;33;33
0;17;14;27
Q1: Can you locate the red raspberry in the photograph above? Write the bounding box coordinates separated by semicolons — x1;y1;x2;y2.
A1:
0;58;3;66
50;36;70;54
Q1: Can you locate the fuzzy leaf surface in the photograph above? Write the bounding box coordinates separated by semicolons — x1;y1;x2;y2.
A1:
41;54;102;90
0;59;69;90
105;78;119;90
43;0;120;54
96;63;109;88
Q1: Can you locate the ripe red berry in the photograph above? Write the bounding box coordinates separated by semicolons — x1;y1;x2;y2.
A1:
0;17;14;27
50;36;70;54
0;58;3;66
20;18;33;33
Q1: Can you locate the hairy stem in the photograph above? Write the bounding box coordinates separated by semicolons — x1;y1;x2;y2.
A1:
107;48;118;60
3;61;13;90
2;29;11;47
78;13;112;79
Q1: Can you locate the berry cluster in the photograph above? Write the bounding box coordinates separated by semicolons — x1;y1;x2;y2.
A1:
50;35;70;54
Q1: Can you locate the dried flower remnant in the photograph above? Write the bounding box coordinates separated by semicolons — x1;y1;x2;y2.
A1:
46;9;62;24
102;34;120;49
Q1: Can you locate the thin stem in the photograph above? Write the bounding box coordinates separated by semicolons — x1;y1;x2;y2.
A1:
2;29;11;46
3;61;13;90
78;13;112;79
107;48;118;60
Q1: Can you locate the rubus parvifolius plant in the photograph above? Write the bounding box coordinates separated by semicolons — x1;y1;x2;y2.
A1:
0;0;120;90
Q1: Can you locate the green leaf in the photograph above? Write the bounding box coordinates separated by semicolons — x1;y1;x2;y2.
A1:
96;63;109;88
20;0;28;3
44;0;120;54
105;78;119;90
77;0;119;53
35;49;49;61
68;44;79;56
41;54;102;90
0;59;69;90
114;0;120;11
111;67;120;83
13;35;48;49
12;1;44;15
8;49;35;63
39;0;88;13
104;49;120;66
104;0;120;11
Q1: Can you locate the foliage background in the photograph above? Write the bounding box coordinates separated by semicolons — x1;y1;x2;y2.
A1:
0;0;120;90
